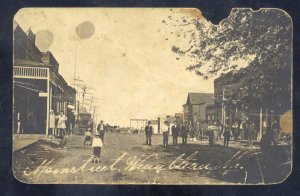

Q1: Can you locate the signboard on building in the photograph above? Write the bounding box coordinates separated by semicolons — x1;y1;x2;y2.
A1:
39;92;48;97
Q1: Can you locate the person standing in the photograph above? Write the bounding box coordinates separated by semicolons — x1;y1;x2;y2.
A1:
56;111;67;139
70;110;76;135
213;122;219;142
247;122;255;147
271;120;280;144
145;121;153;145
171;121;179;146
232;121;239;141
97;120;106;144
216;122;222;141
181;121;188;145
223;127;231;147
83;130;92;146
162;121;170;146
92;133;103;164
178;122;183;138
189;122;195;141
49;110;56;138
242;121;249;141
208;127;215;145
208;121;215;145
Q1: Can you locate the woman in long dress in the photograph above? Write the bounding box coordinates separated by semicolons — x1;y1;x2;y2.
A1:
56;111;68;139
49;110;56;138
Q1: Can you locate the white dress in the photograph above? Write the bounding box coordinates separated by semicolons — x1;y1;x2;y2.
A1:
57;115;67;129
49;114;56;129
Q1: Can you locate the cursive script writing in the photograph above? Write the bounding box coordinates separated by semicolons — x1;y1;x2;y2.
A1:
23;151;244;177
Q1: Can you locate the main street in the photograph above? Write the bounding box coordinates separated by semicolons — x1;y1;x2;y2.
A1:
13;133;290;184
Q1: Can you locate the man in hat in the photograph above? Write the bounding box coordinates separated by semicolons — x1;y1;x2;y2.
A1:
223;126;231;147
162;121;170;146
182;121;188;145
145;121;153;145
97;120;106;144
171;121;179;146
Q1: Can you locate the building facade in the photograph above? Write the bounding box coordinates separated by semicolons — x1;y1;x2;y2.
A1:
212;67;289;139
205;103;218;124
213;70;239;125
13;23;76;135
183;93;214;125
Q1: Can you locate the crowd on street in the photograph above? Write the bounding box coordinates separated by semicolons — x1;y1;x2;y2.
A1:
144;118;291;148
45;108;291;165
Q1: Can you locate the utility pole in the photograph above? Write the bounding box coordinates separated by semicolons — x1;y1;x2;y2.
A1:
221;88;225;131
259;107;263;140
72;78;84;116
93;106;97;120
81;85;86;108
73;42;78;87
158;117;160;134
89;96;93;113
81;86;94;109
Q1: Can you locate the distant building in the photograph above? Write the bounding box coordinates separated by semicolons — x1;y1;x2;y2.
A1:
13;22;76;135
205;103;217;124
175;113;183;123
213;70;238;124
183;93;214;125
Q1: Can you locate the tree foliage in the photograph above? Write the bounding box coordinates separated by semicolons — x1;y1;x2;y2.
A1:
165;8;292;112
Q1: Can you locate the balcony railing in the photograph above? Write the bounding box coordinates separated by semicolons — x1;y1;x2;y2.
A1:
13;66;48;79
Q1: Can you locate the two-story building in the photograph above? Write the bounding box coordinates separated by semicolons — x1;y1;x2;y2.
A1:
13;22;76;135
183;93;214;125
213;70;239;126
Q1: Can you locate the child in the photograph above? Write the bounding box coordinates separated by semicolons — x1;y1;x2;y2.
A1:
83;130;92;146
92;133;103;164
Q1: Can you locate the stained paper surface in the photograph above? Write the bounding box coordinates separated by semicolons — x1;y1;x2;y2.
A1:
13;8;292;184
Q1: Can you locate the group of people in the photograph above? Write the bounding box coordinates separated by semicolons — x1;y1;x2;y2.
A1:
143;119;259;148
48;110;71;139
83;120;106;164
206;120;256;147
206;123;231;147
48;109;76;138
144;120;193;146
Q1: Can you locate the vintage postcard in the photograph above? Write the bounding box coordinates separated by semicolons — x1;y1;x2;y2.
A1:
12;8;292;184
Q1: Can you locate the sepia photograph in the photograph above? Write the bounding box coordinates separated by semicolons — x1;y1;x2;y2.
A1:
12;8;292;185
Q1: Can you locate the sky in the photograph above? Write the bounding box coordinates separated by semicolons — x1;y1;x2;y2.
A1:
14;8;216;126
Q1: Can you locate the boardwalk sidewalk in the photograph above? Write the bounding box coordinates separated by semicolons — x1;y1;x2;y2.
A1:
13;134;74;152
13;134;47;152
187;138;260;150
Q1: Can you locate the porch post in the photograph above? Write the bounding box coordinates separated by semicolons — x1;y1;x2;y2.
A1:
49;82;52;111
46;68;50;136
221;89;225;131
259;107;263;140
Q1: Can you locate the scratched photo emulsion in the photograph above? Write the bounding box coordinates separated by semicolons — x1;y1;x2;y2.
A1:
12;8;292;184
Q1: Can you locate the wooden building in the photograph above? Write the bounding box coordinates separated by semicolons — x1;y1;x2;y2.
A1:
13;22;76;135
183;93;214;125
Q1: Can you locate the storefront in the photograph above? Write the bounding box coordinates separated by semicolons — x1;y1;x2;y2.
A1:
13;65;76;135
13;23;76;135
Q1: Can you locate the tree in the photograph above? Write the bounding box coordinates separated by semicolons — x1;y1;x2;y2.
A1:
165;8;292;113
